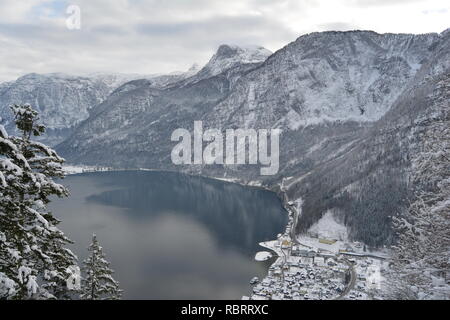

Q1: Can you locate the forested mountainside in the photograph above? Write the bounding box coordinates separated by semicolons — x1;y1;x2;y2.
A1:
388;74;449;299
287;30;449;246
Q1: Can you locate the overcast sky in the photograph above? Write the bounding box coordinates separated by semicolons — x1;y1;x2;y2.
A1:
0;0;449;82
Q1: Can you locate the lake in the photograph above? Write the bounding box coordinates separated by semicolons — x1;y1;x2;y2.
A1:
50;170;287;299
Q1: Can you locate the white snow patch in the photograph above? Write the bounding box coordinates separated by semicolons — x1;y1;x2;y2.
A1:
308;210;348;241
255;251;273;261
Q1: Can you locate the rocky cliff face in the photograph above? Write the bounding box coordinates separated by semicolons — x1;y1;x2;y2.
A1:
195;44;272;79
0;73;125;145
36;30;450;245
283;30;450;246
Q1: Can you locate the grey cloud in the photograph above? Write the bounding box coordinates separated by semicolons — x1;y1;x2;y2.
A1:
318;22;361;32
135;14;297;47
0;0;447;82
0;9;297;82
344;0;426;7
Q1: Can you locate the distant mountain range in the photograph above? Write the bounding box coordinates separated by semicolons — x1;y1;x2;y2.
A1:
1;29;449;246
0;66;200;145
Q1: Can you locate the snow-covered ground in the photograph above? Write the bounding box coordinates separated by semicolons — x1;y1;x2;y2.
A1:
244;188;391;300
62;165;113;175
307;210;348;241
255;251;273;262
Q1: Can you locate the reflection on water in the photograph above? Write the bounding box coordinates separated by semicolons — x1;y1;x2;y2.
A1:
50;171;287;299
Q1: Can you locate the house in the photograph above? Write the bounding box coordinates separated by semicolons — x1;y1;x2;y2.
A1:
281;239;291;249
315;257;326;267
319;238;337;245
327;259;337;266
293;249;316;258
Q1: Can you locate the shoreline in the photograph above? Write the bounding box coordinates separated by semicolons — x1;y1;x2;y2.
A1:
63;165;298;298
64;166;390;300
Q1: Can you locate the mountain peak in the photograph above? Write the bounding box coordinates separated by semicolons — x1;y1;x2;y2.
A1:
198;44;272;78
188;63;201;72
215;44;271;62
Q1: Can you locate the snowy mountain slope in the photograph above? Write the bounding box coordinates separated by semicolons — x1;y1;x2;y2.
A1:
0;68;201;146
59;31;444;162
195;44;272;79
57;44;271;165
0;73;113;145
286;30;450;246
56;30;450;246
0;80;12;95
202;31;440;131
90;65;202;91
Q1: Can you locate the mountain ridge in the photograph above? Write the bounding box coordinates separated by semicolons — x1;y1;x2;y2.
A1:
55;29;449;246
1;29;448;246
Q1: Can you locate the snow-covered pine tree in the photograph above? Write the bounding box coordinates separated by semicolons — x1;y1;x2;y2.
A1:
0;104;78;299
0;115;28;298
389;76;450;299
81;234;122;300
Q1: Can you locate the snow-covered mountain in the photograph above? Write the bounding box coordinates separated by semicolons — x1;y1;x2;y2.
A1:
0;45;269;146
0;73;113;145
54;29;449;245
196;44;272;79
58;31;450;245
203;31;439;129
0;67;202;145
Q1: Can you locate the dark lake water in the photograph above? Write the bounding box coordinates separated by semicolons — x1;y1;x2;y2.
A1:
50;170;287;299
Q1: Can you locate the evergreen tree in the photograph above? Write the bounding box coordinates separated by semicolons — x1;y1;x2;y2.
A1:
0;104;78;299
81;234;122;300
